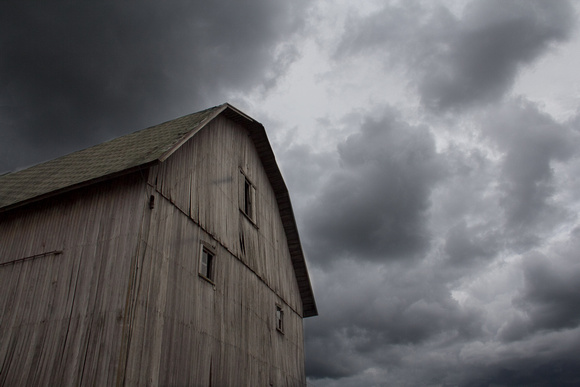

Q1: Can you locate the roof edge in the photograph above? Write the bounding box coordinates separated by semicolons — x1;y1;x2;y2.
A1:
215;105;318;317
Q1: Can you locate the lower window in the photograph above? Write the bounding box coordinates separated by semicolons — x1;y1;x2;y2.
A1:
276;305;284;333
199;244;215;282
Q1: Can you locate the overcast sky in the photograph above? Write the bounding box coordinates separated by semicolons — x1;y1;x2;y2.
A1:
2;1;580;386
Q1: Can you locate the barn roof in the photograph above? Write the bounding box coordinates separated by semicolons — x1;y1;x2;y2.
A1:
0;103;317;317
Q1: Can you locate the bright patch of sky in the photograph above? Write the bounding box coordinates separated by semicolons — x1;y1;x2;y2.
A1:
513;24;580;122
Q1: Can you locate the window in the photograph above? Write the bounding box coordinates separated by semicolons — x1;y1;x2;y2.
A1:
244;178;253;218
199;244;215;282
239;170;256;223
276;305;284;333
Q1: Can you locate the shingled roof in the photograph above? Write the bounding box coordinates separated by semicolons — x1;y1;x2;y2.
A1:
0;105;221;210
0;103;317;317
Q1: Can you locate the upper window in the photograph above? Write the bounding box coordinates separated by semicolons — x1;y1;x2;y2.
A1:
239;170;256;223
199;244;215;282
276;305;284;333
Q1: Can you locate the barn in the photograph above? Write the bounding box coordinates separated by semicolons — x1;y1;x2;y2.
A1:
0;103;317;386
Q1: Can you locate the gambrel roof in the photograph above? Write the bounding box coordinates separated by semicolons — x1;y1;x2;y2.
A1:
0;103;317;317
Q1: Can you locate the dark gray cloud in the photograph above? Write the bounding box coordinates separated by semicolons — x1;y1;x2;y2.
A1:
306;250;580;386
303;107;444;265
431;143;506;271
274;141;337;211
433;97;579;273
521;256;580;332
0;1;307;173
309;1;580;384
447;329;580;387
482;99;579;247
335;0;575;112
421;0;575;111
444;220;501;266
305;261;484;382
499;228;580;343
303;101;580;385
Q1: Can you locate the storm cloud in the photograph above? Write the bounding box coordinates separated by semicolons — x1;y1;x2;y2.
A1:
0;1;306;173
304;108;444;264
336;0;575;112
484;100;578;229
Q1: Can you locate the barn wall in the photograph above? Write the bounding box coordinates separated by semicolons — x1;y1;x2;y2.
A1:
152;115;302;316
131;115;306;385
123;193;305;386
0;114;308;386
0;173;148;386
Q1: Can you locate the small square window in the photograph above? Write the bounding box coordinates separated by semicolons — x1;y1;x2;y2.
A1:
199;245;215;281
276;305;284;333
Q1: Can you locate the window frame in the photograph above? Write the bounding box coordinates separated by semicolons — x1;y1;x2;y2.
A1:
198;242;216;284
275;304;284;334
239;169;257;225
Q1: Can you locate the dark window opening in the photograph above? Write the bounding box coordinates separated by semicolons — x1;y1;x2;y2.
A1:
239;232;246;256
244;177;253;219
276;305;284;333
200;247;214;281
239;169;256;223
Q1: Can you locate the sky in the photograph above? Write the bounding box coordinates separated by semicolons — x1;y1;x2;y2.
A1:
2;1;580;386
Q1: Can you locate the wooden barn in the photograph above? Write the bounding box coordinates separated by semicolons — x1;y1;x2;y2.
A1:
0;103;317;386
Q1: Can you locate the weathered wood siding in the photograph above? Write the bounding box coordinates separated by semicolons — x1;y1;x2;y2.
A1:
123;193;305;386
132;115;306;385
152;115;302;316
0;174;147;386
0;114;307;386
